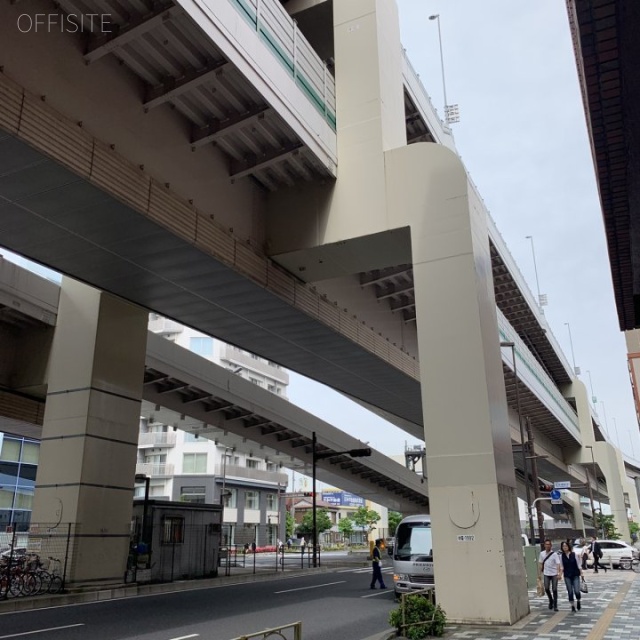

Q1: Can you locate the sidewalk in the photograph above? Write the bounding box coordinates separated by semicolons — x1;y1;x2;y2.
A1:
442;569;640;640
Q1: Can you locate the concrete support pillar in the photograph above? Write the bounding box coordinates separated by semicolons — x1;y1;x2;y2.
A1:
32;278;148;585
386;143;528;624
565;381;630;540
565;492;586;538
634;477;640;518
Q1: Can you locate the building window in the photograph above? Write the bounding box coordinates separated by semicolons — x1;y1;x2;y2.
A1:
267;384;275;393
249;378;263;387
266;462;276;472
162;516;184;544
189;336;213;357
245;491;259;510
183;453;207;474
180;486;206;504
250;353;259;360
246;459;260;469
223;488;237;508
266;493;277;510
0;439;21;462
21;442;39;465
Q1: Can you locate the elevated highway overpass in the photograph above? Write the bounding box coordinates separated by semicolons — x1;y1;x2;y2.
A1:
1;256;637;526
0;0;635;623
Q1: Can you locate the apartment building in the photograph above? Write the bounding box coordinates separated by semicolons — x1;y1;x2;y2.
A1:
138;317;289;545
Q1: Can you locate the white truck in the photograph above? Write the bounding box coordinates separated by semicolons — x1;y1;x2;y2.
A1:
391;514;434;596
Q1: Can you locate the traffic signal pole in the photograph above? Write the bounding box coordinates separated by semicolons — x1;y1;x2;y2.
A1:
311;432;372;568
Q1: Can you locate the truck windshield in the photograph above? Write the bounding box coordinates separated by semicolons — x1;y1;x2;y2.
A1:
395;522;432;561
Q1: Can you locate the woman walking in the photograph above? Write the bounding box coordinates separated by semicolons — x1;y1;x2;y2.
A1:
560;541;583;612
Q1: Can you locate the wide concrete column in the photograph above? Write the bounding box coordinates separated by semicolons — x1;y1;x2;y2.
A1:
565;381;630;540
386;143;528;624
565;492;586;537
32;278;148;584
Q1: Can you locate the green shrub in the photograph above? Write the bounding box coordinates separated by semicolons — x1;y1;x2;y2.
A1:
388;594;446;639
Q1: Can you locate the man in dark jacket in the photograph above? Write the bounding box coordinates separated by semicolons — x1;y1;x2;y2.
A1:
590;537;607;573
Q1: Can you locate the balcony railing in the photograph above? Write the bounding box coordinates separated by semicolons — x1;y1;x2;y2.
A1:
135;463;175;477
138;432;177;448
215;463;288;486
148;316;184;336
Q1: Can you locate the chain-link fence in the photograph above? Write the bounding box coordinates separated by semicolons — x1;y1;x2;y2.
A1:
0;523;73;599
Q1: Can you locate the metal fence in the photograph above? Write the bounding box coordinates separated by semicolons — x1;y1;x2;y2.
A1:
0;523;72;599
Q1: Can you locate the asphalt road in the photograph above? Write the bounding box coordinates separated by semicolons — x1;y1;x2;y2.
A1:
0;566;397;640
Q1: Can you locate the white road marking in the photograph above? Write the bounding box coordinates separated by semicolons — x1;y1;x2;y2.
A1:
169;635;199;640
0;623;85;638
361;590;394;598
274;580;346;594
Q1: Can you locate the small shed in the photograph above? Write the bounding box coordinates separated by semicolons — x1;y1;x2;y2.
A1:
132;499;222;583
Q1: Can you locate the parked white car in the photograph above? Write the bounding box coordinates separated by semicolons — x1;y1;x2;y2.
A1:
586;540;639;567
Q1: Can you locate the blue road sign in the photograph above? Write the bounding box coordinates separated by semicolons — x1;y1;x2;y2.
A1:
550;489;562;500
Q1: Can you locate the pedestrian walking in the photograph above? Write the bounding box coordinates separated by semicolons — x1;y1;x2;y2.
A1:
538;539;562;611
300;536;306;553
560;541;583;612
580;539;590;570
574;539;587;571
589;536;607;573
286;537;292;550
370;538;387;589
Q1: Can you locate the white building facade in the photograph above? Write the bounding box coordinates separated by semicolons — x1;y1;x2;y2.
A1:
137;317;289;546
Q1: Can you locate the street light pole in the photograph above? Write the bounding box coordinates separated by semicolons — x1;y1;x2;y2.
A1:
428;14;448;115
564;323;578;376
311;431;372;568
586;445;604;538
500;341;535;544
135;473;151;567
525;235;543;310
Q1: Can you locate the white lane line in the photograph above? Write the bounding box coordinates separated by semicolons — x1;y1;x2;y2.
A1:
169;635;199;640
361;590;394;599
0;623;85;638
274;580;346;594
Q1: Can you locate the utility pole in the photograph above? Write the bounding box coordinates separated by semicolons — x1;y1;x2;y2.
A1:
526;417;545;544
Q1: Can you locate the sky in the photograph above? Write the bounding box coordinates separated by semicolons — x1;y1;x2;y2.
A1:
2;1;639;482
393;0;640;457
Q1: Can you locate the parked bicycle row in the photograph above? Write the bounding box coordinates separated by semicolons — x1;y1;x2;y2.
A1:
0;551;63;598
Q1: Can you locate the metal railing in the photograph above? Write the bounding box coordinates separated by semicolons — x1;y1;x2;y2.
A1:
138;432;177;447
229;621;302;640
229;0;336;129
135;463;175;477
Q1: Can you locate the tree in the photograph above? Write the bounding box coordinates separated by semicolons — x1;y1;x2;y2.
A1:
388;511;403;536
338;516;353;540
596;513;620;540
352;506;381;534
285;512;296;538
297;509;332;537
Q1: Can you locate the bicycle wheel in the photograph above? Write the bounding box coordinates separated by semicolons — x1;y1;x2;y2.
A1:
632;560;640;573
48;576;63;594
21;573;40;596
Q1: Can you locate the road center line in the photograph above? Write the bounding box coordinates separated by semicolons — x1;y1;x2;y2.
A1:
275;580;346;594
0;623;85;639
